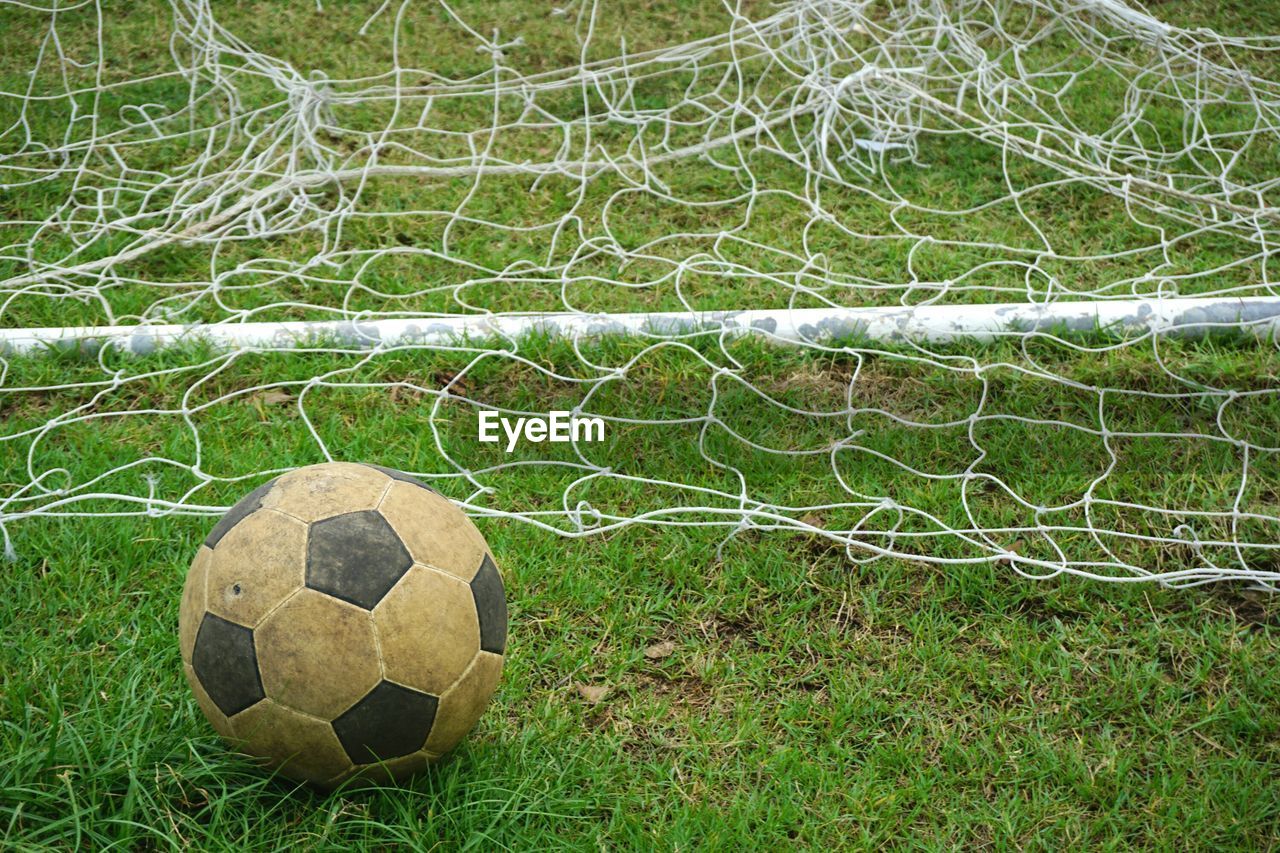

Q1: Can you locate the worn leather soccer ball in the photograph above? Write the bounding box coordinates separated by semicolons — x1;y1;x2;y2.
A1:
178;462;506;787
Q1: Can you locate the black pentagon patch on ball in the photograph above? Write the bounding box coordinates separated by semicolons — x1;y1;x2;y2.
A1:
306;510;413;609
470;554;507;655
191;613;264;716
332;681;439;764
205;477;279;548
361;463;440;495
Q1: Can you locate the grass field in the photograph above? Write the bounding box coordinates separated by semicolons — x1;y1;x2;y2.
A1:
4;0;1280;849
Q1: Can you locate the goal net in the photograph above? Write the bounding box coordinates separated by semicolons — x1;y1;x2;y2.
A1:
2;0;1278;587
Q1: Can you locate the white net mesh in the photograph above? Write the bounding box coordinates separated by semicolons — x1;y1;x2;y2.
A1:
2;0;1279;587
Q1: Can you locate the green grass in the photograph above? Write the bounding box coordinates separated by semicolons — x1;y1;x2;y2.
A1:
13;516;1280;848
3;333;1280;848
4;0;1280;849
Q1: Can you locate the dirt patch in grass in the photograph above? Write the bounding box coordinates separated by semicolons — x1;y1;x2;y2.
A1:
1205;583;1280;630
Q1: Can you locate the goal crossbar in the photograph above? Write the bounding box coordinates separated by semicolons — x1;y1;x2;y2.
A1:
4;297;1279;355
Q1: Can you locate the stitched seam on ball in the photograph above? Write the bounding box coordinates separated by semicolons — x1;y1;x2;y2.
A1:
251;584;305;630
184;547;212;665
260;503;309;526
369;610;387;677
250;698;333;726
197;549;211;631
372;476;396;511
381;675;424;692
414;562;460;583
439;652;480;702
258;505;308;527
185;663;233;729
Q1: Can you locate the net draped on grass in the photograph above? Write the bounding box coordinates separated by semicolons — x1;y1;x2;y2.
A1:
1;0;1279;587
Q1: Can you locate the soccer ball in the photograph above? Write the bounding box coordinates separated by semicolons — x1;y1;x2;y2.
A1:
178;462;506;787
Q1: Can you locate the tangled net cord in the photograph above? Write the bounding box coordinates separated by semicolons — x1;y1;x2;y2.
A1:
2;0;1279;587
